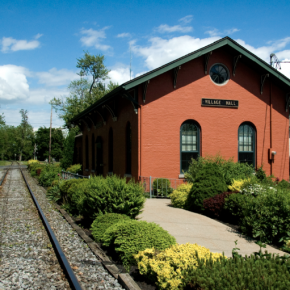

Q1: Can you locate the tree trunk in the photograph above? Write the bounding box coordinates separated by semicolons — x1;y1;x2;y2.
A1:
19;152;22;161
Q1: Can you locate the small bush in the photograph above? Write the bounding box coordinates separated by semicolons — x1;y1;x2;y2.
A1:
185;153;254;186
90;213;131;242
60;179;88;214
66;164;82;174
28;163;45;177
27;159;39;165
184;253;290;290
186;163;228;212
170;183;192;209
278;179;290;190
135;243;225;290
224;189;290;244
77;175;145;220
152;178;173;197
256;166;267;182
101;220;176;268
203;191;236;218
38;164;62;187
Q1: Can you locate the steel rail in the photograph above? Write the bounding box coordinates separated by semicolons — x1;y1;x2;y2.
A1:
0;169;9;186
20;169;83;290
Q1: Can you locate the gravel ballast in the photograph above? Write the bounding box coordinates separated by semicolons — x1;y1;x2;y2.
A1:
0;169;124;290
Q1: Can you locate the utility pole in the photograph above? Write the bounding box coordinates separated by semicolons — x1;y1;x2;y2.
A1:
49;105;52;164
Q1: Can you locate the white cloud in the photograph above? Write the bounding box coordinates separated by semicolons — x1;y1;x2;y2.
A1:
0;64;75;104
280;59;290;79
235;37;290;62
179;15;193;24
1;35;42;52
80;28;111;51
132;36;220;70
156;24;192;34
0;65;30;101
205;28;239;37
117;33;131;38
36;68;79;87
108;65;131;84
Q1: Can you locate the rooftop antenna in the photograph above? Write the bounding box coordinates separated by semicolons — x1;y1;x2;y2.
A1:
130;44;132;80
270;53;290;70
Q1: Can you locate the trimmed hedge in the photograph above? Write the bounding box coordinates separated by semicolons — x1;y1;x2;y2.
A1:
186;163;228;212
90;213;131;242
170;183;192;209
184;253;290;290
101;220;176;268
135;243;225;290
78;175;145;220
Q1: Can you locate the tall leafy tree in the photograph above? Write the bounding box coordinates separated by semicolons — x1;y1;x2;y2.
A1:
50;52;118;127
35;127;64;161
60;128;78;170
16;109;34;161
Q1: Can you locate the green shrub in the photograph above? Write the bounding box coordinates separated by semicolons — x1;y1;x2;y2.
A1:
28;163;45;177
256;166;267;182
38;164;62;187
135;243;225;290
60;179;88;214
77;175;145;220
170;183;192;209
101;220;176;268
66;164;82;174
152;178;173;197
185;153;254;186
47;185;62;203
278;179;290;190
184;253;290;290
90;213;131;242
186;163;227;212
225;189;290;244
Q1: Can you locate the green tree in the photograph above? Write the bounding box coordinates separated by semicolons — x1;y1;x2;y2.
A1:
16;109;34;161
50;52;118;127
35;127;64;161
60;128;78;170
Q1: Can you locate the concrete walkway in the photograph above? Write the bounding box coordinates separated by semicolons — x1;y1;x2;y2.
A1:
137;199;286;257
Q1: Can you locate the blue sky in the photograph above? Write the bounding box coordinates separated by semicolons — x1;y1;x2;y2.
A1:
1;0;290;129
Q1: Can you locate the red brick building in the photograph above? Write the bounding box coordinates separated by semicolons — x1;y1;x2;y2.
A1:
70;37;290;181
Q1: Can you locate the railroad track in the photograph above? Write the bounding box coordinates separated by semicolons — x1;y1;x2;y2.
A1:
0;163;123;290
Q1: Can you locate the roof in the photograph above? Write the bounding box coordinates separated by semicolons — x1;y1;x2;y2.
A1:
71;36;290;123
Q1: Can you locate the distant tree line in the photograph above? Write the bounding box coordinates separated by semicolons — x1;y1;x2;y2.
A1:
0;52;117;167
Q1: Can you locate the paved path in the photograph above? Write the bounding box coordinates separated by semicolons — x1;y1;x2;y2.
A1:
138;199;286;257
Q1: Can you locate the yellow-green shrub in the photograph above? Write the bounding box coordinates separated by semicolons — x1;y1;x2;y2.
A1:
28;159;39;165
170;183;192;209
66;164;82;173
134;243;226;290
228;178;250;192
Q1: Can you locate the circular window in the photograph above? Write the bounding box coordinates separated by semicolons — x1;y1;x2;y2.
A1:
210;64;229;85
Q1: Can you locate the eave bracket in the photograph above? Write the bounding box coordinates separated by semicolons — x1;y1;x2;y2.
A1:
78;119;90;131
286;93;290;112
233;55;242;76
122;93;139;114
102;104;117;121
260;74;269;95
204;51;212;75
94;110;106;126
173;66;181;89
143;80;150;103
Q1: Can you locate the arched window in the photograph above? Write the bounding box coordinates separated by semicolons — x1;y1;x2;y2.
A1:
108;128;113;172
238;123;256;167
85;135;89;170
96;136;103;176
126;123;132;174
180;120;200;173
92;133;95;171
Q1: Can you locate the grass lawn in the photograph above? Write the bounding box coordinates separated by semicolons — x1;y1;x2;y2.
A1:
0;161;11;166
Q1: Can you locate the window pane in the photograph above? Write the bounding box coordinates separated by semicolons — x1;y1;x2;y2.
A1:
181;152;198;172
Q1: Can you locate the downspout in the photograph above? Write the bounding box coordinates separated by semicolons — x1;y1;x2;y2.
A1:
270;80;273;175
